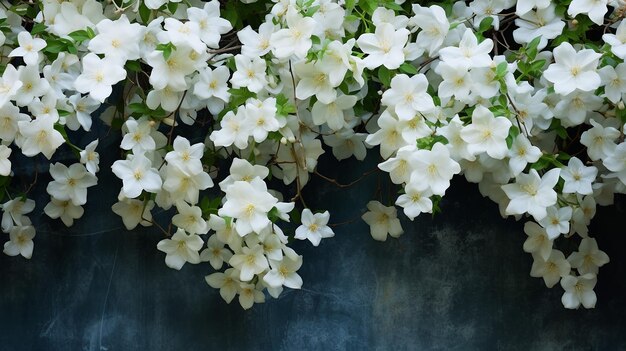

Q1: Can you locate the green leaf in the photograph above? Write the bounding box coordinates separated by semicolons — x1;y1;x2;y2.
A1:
167;1;178;14
378;66;392;87
139;2;151;23
156;42;176;60
125;60;141;72
495;61;508;78
383;1;404;11
399;63;418;75
68;29;92;43
31;23;46;35
478;16;494;34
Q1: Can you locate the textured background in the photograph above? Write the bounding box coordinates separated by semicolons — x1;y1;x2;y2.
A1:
0;129;625;351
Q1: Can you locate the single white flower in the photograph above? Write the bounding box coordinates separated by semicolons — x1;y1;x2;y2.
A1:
538;206;573;239
46;162;98;206
8;31;46;65
111;198;154;230
579;119;620;161
1;198;35;233
270;9;315;59
381;74;434;120
568;0;608;25
543;42;601;95
79;139;100;174
561;157;597;195
44;198;84;227
74;53;126;103
172;201;208;235
460;105;512;160
361;201;403;241
205;268;241;304
508;134;542;176
111;154;163;199
502;168;560;221
218;179;278;236
200;235;233;270
157;228;204;270
395;184;433;220
561;274;597;309
263;255;303;289
3;225;35;259
229;244;269;281
603;19;626;59
17;114;65;160
0;145;11;176
523;221;553;261
567;237;610;275
530;250;571;288
356;22;409;70
295;209;334;246
439;28;493;69
409;142;461;196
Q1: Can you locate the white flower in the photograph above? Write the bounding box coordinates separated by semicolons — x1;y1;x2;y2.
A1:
361;201;403;241
200;235;232;270
270;9;315;59
145;44;197;91
188;0;232;48
516;0;551;16
244;98;280;143
579;119;620;161
295;209;334;246
411;4;449;54
230;54;267;93
523;221;553;261
46;163;98;206
543;42;601;96
395;184;433;220
79;139;100;174
560;157;597;195
0;103;29;143
8;31;46;65
568;0;608;25
229;244;269;281
3;225;35;259
218;157;269;192
162;164;213;205
0;145;11;176
263;255;303;289
294;60;337;104
160;18;206;54
530;249;571;288
205;268;241;304
74;53;126;103
1;198;35;233
88;15;142;63
44;198;84;227
218;179;278;236
513;5;565;50
460;105;512;160
365;109;407;159
538;206;572;239
165;136;204;175
111;198;154;230
15;65;49;107
238;282;265;309
603;142;626;185
560;274;597;309
192;66;230;114
603;19;626;59
356;22;409;69
311;94;357;131
209;109;252;149
435;62;472;102
157;228;204;270
409;142;461;196
172;201;208;235
378;144;419;184
17;114;65;159
381;74;434;120
502;168;560;221
599;64;626;103
111;154;163;199
567;237;610;275
0;65;22;108
67;94;100;131
508;134;542;176
439;28;493;69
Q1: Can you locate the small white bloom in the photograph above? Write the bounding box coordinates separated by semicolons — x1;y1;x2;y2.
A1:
502;168;560;221
3;225;35;259
361;201;403;241
157;228;204;270
111;154;163;199
295;209;334;246
568;237;610;275
530;249;571;288
561;273;597;309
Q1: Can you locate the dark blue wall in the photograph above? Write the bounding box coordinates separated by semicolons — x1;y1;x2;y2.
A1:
1;133;625;351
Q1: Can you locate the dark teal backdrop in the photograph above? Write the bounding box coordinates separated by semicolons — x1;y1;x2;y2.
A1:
0;122;625;350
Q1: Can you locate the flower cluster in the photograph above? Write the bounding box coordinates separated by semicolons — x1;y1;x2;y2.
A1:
0;0;624;309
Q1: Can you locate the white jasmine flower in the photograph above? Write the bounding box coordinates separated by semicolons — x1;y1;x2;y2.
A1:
599;64;626;103
502;168;560;221
411;4;449;54
79;139;100;174
165;136;204;175
561;274;597;309
74;53;126;103
205;268;241;304
88;15;142;63
263;255;303;289
188;0;232;48
219;179;278;236
435;62;473;102
111;198;154;230
356;22;409;69
111;154;163;199
67;94;99;132
568;237;610;275
523;221;553;261
44;198;84;227
120;117;156;153
230;54;267;93
0;65;22;108
579;119;620;161
0;145;11;176
538;206;573;239
162;164;213;205
238;23;275;57
409;142;461;196
378;144;419;184
270;9;315;59
238;282;265;309
160;18;206;53
543;42;601;96
15;65;49;107
381;74;434;120
294;60;337;104
3;225;35;259
157;228;204;270
244;98;280;143
603;19;626;59
218;158;269;192
530;250;571;288
516;0;551;16
172;201;208;235
46;163;98;206
145;44;197;91
295;209;334;246
513;5;564;50
17;114;65;159
229;244;269;281
311;94;357;131
508;134;542;176
1;198;35;233
8;31;46;66
603;142;626;185
192;66;230;114
439;28;494;69
210;109;252;149
365;109;407;159
561;157;597;194
568;0;608;25
200;235;233;270
460;105;512;160
395;184;433;220
361;201;403;241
